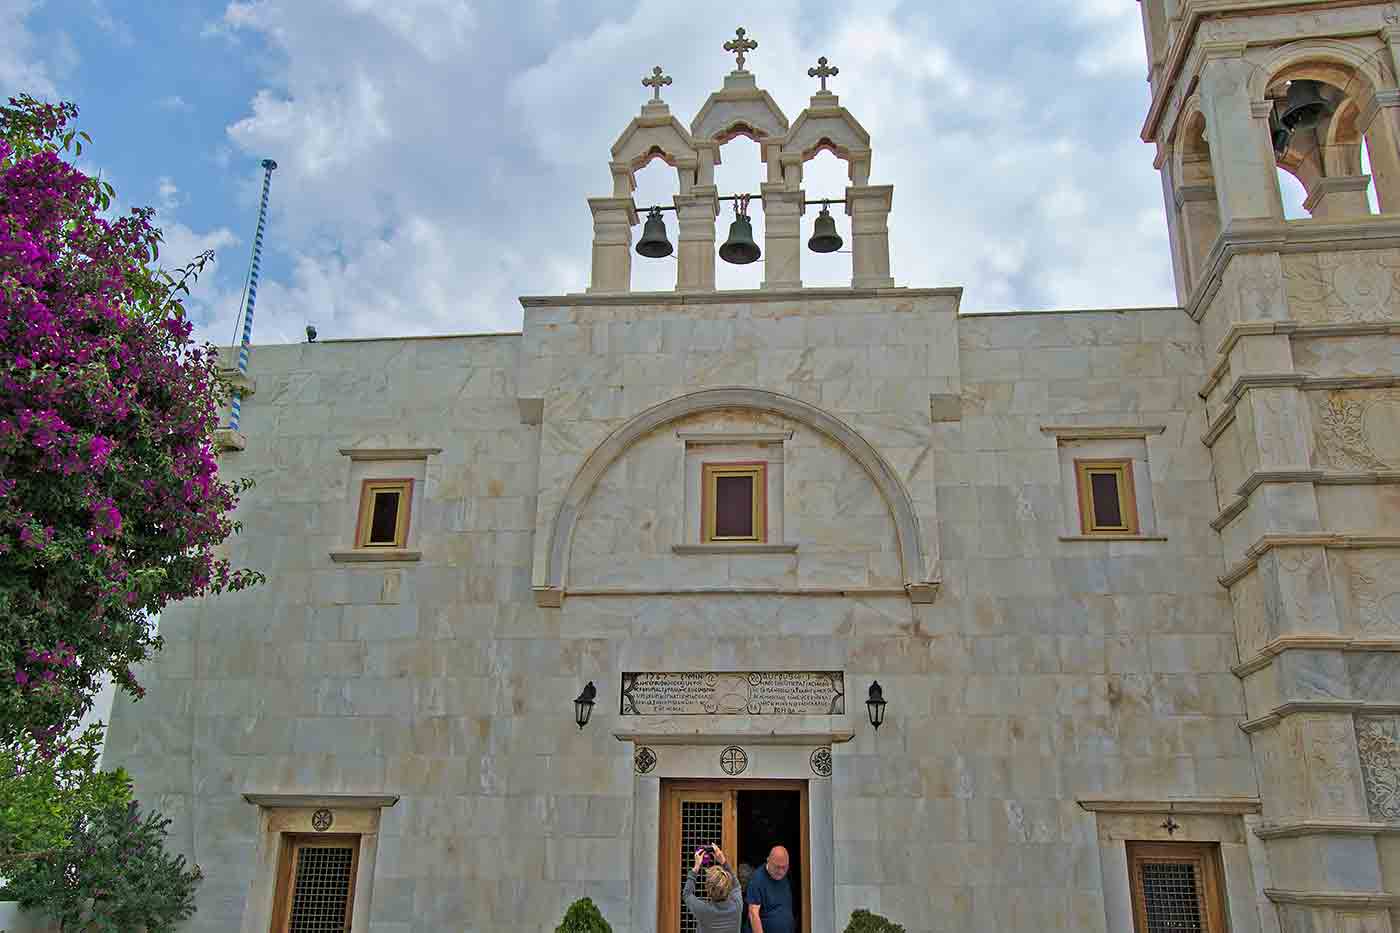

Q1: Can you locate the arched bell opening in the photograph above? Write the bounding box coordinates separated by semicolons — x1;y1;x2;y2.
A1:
1264;57;1396;219
802;149;854;287
1171;108;1222;292
712;133;766;290
631;149;682;292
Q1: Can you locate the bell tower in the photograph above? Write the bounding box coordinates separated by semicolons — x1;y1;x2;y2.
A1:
585;29;894;294
1141;4;1400;932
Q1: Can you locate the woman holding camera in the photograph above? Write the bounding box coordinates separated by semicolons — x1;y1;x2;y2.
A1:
683;843;743;933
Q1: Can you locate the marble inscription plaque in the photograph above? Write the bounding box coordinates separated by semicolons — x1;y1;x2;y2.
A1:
620;672;845;716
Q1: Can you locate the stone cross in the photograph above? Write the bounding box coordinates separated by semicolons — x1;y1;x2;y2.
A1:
724;27;758;71
642;65;672;102
808;56;839;92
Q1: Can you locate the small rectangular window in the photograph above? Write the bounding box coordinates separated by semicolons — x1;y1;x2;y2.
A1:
271;835;360;932
1075;459;1138;535
355;479;412;548
1128;842;1226;933
702;462;766;543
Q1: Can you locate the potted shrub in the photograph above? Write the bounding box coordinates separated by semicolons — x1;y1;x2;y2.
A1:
556;897;612;933
844;908;907;933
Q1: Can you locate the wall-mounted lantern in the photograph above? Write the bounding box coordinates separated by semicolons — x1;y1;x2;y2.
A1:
866;681;887;730
574;681;597;730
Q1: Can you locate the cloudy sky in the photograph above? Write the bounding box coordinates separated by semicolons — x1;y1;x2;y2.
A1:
7;0;1187;344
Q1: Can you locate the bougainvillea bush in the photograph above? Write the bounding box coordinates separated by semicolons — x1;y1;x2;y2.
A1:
0;95;261;746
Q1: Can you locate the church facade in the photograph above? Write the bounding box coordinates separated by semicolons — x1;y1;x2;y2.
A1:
105;4;1400;932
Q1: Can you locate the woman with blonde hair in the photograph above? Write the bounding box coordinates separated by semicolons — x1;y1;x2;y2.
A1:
683;843;743;932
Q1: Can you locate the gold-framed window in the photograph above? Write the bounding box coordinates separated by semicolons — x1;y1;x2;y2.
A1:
701;462;767;543
271;834;360;932
1075;458;1138;535
354;479;413;549
1127;841;1226;933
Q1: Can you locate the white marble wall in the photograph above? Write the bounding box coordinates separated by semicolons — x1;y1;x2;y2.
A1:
95;298;1260;933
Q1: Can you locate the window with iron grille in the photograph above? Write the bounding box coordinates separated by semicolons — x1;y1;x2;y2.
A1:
272;835;359;933
1127;842;1226;933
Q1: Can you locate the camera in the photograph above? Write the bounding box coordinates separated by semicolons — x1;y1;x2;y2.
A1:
695;843;719;867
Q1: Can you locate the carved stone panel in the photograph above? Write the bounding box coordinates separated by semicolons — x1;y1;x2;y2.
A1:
620;671;845;716
1285;249;1400;325
1355;716;1400;822
1301;714;1366;819
1342;552;1400;635
1313;390;1400;470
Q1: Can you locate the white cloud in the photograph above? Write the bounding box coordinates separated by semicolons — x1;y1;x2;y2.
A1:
157;176;181;211
0;0;62;99
211;0;1173;342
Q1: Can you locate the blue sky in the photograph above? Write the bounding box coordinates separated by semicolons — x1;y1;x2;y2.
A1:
5;0;1184;345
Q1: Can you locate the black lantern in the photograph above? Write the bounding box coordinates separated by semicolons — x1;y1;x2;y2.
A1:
574;681;597;730
866;681;887;730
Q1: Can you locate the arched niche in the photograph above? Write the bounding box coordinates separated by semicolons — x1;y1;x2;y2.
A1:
609;102;700;199
1171;96;1224;289
781;96;873;187
537;387;933;605
689;72;790;188
1253;40;1400;216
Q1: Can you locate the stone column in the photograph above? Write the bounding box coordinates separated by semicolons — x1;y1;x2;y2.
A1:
1364;89;1400;212
1197;46;1284;225
846;184;894;289
1303;175;1374;220
586;197;637;294
1175;183;1220;285
673;188;718;292
760;184;804;290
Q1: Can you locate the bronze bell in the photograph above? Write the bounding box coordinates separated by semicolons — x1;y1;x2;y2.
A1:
1270;109;1291;156
808;201;843;254
719;215;761;265
1280;80;1329;132
635;207;673;259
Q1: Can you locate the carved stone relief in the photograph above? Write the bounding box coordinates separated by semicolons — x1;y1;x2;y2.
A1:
1302;715;1363;818
1346;552;1400;634
1355;716;1400;821
1286;250;1400;324
1314;390;1400;470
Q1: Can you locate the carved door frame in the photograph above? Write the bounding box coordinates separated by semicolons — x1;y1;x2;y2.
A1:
658;779;811;933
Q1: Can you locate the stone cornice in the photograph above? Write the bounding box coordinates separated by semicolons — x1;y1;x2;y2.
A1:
675;431;793;445
1077;796;1262;815
563;585;909;598
1241;699;1400;733
243;793;400;809
1186;217;1400;323
1213;471;1400;531
337;447;442;461
1039;424;1167;440
1254;819;1400;840
329;550;423;563
1219;534;1400;588
1201;321;1400;396
1264;889;1400;909
519;286;962;309
1231;634;1400;678
1203;374;1400;448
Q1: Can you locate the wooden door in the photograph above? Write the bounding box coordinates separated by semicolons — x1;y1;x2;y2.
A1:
660;784;738;933
659;780;810;933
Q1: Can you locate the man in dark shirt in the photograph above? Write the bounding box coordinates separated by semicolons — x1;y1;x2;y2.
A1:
745;845;795;933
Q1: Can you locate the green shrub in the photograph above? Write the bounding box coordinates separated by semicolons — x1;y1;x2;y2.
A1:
556;897;613;933
844;908;907;933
